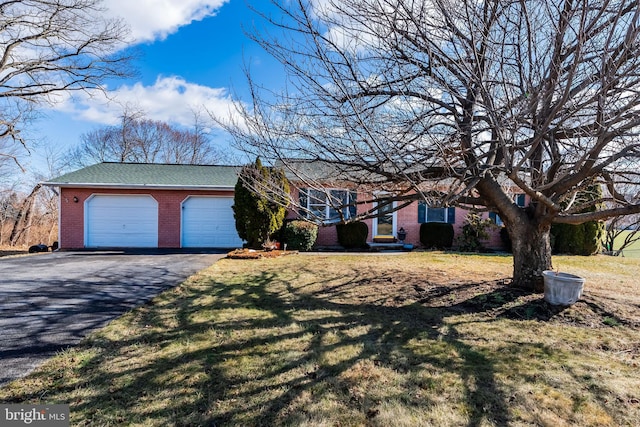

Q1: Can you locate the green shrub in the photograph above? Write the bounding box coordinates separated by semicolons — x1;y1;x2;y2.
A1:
550;185;605;255
456;212;494;252
283;220;318;251
336;221;369;249
551;222;604;255
420;222;454;248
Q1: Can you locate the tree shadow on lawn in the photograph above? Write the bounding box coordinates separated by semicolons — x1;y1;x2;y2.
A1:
4;268;637;426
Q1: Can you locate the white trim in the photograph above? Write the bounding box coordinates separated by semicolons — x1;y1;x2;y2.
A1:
303;188;354;222
373;199;397;236
424;205;452;223
57;189;62;249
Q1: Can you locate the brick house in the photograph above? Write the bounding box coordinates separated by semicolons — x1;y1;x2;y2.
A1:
45;162;515;250
289;186;522;249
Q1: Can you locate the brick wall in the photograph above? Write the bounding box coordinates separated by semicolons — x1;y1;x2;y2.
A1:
59;187;234;249
286;186;507;249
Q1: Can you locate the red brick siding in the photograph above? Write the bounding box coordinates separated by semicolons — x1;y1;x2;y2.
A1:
59;187;234;249
286;186;508;249
60;185;513;250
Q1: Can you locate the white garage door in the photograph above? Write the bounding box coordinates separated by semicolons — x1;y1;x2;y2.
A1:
85;195;158;247
182;197;243;248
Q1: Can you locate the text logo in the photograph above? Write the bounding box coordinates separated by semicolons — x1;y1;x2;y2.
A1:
1;405;69;427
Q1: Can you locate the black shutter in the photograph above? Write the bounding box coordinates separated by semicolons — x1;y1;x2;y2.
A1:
418;201;426;223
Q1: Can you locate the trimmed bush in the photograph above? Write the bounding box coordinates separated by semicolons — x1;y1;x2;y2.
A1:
420;222;454;249
336;221;369;249
552;222;604;255
283;220;318;251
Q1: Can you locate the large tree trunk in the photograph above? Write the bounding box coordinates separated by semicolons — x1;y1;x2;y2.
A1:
509;221;552;292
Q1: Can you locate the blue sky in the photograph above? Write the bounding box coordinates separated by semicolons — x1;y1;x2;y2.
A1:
25;0;286;175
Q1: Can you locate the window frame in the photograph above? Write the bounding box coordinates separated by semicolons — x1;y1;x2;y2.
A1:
418;201;455;224
299;188;356;222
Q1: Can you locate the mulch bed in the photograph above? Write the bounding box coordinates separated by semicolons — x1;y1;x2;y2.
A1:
226;249;298;259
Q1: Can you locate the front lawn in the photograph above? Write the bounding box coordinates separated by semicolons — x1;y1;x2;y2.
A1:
1;252;639;426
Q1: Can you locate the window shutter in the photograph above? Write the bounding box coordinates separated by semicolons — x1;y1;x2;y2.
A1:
299;188;308;218
447;207;456;224
418;201;426;223
348;191;357;219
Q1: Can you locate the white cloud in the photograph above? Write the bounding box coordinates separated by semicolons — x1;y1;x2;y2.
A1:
56;76;239;127
103;0;229;42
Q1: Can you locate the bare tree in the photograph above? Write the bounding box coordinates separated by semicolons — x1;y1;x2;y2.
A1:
604;215;640;256
67;110;225;166
8;183;41;246
219;0;640;290
603;184;640;256
0;0;133;166
0;187;19;244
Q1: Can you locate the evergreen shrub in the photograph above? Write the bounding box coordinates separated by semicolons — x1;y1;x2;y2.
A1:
550;185;604;255
419;222;454;248
456;212;494;252
551;222;604;255
233;158;290;249
499;227;512;252
283;220;318;251
336;221;369;249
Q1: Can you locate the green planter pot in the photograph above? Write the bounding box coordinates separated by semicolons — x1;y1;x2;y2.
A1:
542;270;585;305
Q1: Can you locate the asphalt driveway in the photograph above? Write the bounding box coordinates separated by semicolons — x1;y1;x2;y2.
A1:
0;250;225;386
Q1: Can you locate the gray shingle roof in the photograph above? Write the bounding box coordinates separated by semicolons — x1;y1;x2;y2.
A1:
45;162;240;189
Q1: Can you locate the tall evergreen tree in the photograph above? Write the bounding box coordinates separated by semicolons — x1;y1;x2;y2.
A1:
233;158;289;248
551;185;605;256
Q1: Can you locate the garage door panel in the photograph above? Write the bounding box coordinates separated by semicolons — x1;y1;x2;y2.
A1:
86;195;158;248
182;197;243;248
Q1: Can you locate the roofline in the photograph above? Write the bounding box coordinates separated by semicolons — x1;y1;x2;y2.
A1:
41;182;235;191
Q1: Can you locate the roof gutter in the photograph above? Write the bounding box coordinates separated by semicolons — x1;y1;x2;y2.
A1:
41;182;236;191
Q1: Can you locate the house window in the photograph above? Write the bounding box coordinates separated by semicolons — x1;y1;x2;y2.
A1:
418;202;455;224
299;188;356;222
489;194;526;225
489;211;503;226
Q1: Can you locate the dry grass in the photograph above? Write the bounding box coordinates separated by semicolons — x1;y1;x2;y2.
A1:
1;251;639;426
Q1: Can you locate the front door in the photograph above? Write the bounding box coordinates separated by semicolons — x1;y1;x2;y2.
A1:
373;199;396;236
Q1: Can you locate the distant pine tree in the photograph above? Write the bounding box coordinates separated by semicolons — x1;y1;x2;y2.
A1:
233;158;290;249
